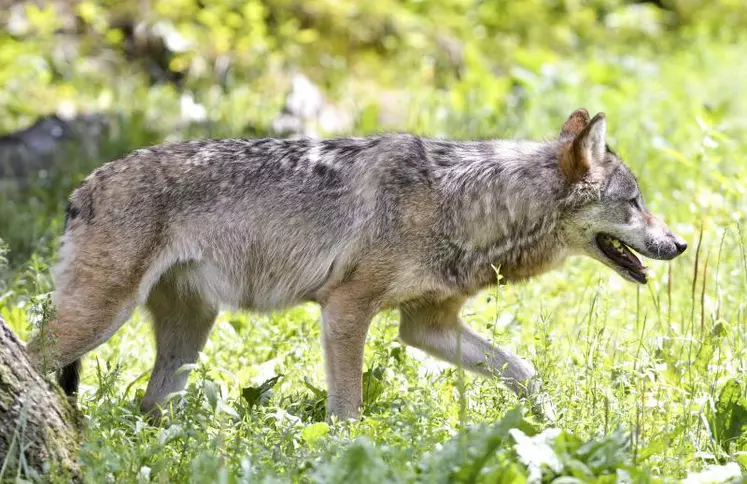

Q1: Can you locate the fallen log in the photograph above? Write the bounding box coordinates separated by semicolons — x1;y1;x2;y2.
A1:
0;317;80;481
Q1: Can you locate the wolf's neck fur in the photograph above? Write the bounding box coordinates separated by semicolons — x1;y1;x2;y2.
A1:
432;138;569;286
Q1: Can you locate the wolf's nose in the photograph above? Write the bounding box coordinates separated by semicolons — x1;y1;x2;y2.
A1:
674;238;687;254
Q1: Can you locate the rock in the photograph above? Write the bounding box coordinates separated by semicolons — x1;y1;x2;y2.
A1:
0;115;74;181
0;113;111;189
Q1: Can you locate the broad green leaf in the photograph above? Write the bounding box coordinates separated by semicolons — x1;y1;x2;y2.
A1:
710;379;747;451
241;374;283;408
302;422;330;445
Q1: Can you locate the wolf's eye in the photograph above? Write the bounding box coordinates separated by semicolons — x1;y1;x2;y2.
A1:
629;198;641;210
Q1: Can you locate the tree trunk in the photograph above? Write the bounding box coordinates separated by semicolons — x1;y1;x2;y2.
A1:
0;317;80;481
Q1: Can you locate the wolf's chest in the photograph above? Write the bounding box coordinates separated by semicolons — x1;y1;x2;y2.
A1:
433;230;565;292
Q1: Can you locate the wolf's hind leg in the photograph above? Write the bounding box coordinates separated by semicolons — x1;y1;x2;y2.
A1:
140;268;218;417
398;298;537;394
26;254;138;378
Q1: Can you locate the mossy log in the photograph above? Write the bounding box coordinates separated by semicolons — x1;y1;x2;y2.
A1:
0;317;80;481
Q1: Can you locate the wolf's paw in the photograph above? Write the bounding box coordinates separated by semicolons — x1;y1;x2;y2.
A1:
140;392;187;427
530;391;557;424
524;377;557;424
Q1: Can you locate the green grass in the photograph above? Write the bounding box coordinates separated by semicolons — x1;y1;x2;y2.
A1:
1;36;747;484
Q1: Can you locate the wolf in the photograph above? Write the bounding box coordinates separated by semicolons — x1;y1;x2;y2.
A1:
27;109;686;421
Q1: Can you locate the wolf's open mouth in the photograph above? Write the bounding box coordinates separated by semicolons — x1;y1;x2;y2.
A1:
595;233;647;284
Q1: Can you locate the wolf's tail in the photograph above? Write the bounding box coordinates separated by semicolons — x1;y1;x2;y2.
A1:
57;201;82;397
58;359;81;396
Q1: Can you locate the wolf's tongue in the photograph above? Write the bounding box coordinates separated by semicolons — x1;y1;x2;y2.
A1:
597;234;643;270
615;240;643;269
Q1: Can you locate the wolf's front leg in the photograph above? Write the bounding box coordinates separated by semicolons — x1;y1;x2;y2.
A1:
398;297;537;394
321;291;375;421
399;298;556;421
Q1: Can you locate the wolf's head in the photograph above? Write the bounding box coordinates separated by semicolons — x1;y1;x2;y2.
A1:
557;108;687;284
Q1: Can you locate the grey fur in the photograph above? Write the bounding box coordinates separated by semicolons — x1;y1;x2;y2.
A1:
28;110;686;421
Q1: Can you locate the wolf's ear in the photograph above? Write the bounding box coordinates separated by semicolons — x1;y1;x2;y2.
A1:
560;108;590;137
560;112;607;182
